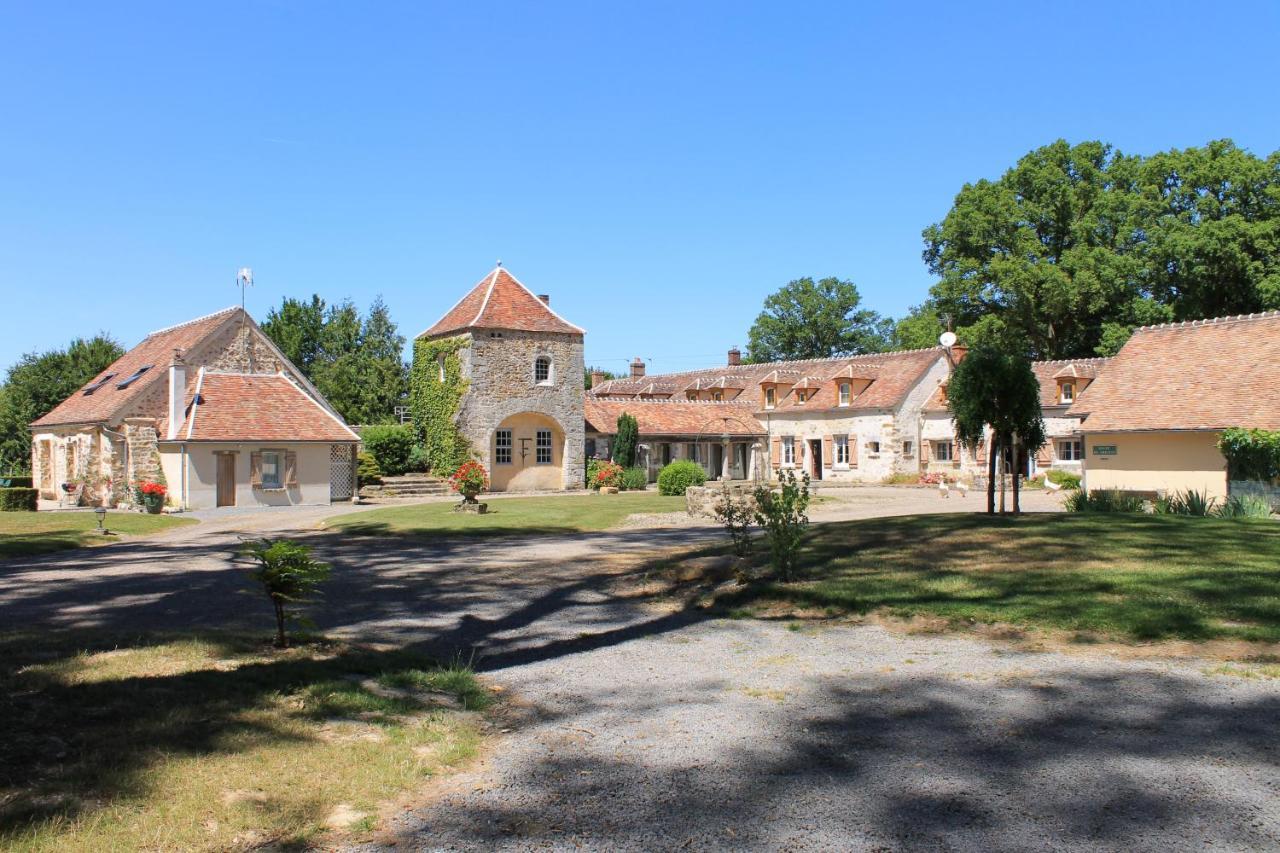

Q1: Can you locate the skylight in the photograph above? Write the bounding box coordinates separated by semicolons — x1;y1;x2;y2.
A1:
82;373;117;395
115;365;153;389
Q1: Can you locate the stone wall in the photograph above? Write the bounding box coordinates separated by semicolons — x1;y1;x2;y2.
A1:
686;481;757;518
456;330;585;490
125;418;162;488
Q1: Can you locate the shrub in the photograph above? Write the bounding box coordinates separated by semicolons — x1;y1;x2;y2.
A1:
752;468;811;580
240;538;332;648
613;413;639;467
657;460;706;496
713;481;754;558
585;458;605;488
406;444;430;473
356;452;382;487
0;476;33;489
1215;495;1273;519
620;467;648;491
1218;427;1280;482
1154;489;1216;517
592;461;624;489
0;487;38;512
1046;469;1081;489
1065;489;1146;513
361;424;416;476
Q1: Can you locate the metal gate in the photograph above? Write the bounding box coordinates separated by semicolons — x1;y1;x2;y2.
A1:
330;444;355;501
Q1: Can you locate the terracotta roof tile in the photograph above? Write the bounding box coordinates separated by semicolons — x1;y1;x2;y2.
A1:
419;267;584;338
177;372;359;442
32;307;242;427
1068;312;1280;431
585;398;764;436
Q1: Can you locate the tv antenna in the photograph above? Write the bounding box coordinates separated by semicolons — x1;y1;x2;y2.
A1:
235;267;254;311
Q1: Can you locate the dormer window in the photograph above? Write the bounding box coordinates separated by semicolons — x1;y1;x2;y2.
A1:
764;387;776;409
712;391;723;402
795;390;808;405
838;382;851;406
1060;382;1075;403
534;355;552;385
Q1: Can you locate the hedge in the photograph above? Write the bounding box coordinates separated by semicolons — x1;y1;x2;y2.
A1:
657;460;707;496
0;487;38;512
360;424;416;476
1218;428;1280;482
0;476;33;489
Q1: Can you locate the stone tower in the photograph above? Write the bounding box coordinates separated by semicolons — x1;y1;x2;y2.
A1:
417;266;585;491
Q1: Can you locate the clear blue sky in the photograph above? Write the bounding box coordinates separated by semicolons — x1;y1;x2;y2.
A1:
2;1;1278;376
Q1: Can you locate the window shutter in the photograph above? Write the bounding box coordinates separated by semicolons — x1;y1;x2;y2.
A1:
850;437;858;468
1035;443;1051;465
771;437;782;467
249;452;263;487
284;451;298;486
974;439;985;463
822;435;833;467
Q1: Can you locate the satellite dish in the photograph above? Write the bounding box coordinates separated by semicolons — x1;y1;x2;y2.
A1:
939;331;958;348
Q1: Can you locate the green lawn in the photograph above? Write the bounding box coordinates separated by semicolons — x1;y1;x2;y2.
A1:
711;513;1280;642
0;512;197;559
325;491;688;538
0;632;490;851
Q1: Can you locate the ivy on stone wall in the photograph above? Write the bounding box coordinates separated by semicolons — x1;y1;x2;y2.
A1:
409;336;473;476
1218;427;1280;482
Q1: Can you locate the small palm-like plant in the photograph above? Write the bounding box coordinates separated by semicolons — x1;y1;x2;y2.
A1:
241;538;332;647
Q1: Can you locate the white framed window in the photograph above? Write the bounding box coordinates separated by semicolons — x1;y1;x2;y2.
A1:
782;436;796;465
1060;382;1075;403
867;440;881;455
536;429;553;464
534;356;552;385
1058;439;1083;461
934;440;954;462
261;451;282;488
838;383;851;406
834;435;850;465
795;390;808;405
764;387;776;409
495;429;512;464
902;440;914;457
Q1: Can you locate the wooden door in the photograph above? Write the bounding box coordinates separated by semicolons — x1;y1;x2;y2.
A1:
809;440;822;479
216;454;236;507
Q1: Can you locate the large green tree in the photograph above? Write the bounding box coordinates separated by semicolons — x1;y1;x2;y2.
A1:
913;139;1280;358
746;277;891;363
261;295;408;425
947;347;1046;514
0;335;124;472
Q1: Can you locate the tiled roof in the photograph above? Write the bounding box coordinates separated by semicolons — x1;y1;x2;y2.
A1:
32;307;242;427
585;398;765;437
175;371;360;442
419;267;584;338
592;348;946;413
1033;358;1112;409
1068;312;1280;432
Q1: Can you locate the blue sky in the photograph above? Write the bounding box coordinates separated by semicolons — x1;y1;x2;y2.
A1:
2;1;1278;376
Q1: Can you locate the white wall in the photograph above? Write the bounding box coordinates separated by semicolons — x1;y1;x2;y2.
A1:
159;442;340;510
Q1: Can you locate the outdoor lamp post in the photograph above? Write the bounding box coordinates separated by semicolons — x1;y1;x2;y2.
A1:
94;505;107;533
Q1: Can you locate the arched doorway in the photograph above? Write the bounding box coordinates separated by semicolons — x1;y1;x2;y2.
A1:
490;412;565;491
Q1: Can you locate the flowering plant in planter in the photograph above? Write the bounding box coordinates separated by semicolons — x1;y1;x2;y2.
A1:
449;461;488;502
593;461;624;490
139;481;167;513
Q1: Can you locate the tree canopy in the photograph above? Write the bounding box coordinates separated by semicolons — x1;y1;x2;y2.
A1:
260;295;408;425
905;138;1280;358
0;335;124;473
746;277;892;363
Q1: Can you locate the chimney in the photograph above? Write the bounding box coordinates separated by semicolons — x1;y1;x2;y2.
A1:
537;294;551;305
630;357;646;379
727;346;742;366
591;369;607;389
166;349;186;440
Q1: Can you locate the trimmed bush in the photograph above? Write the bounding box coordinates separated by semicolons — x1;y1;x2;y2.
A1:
361;424;415;476
657;460;706;496
356;452;383;487
620;467;648;491
0;476;33;489
0;487;38;512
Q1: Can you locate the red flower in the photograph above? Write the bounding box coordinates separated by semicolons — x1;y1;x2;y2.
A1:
140;481;167;497
449;461;488;494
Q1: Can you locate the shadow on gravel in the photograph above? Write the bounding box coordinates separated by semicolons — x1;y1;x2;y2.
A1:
390;669;1280;850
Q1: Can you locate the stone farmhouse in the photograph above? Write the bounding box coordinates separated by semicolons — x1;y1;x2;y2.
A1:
31;307;360;510
1067;311;1280;501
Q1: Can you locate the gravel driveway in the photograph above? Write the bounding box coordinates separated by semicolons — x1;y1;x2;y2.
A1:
3;488;1276;850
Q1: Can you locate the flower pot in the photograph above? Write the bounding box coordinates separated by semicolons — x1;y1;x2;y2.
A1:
460;489;481;504
143;496;164;514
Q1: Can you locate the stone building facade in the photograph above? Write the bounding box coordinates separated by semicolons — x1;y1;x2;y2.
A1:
417;267;585;492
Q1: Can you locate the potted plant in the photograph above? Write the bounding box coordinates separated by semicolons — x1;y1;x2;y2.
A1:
593;461;624;494
139;481;167;514
449;461;489;511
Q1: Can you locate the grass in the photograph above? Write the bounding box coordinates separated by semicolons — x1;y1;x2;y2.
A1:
0;512;197;559
705;513;1280;643
326;491;688;538
0;632;491;851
